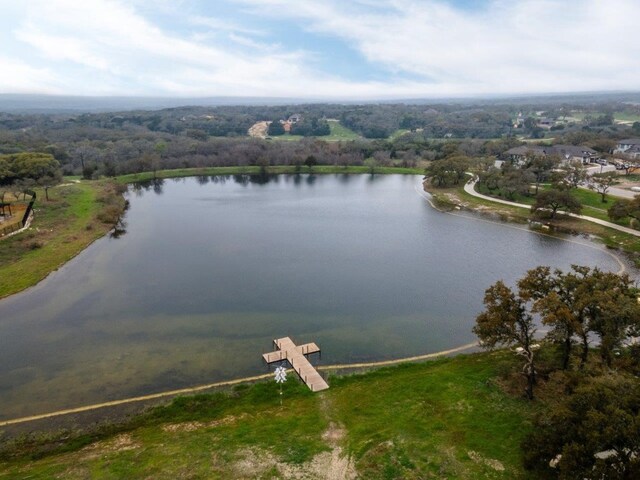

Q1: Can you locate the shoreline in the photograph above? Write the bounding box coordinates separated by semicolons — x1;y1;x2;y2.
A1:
421;178;640;271
0;342;477;428
0;168;422;300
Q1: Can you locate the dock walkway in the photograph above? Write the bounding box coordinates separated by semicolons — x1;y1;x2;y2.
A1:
262;337;329;392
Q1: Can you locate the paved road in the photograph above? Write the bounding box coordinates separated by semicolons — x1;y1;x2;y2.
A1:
463;179;640;238
607;186;638;200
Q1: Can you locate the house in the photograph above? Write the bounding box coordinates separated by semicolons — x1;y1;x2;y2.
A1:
551;145;599;165
504;145;548;164
537;117;556;130
504;145;600;166
615;138;640;159
288;114;302;123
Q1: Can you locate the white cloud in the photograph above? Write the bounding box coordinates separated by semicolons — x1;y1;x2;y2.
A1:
1;0;639;97
237;0;640;95
0;56;62;94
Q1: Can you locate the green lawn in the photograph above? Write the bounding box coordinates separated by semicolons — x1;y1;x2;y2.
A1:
388;129;411;141
475;183;631;225
614;112;640;123
325;120;361;141
0;181;125;299
455;182;640;258
268;120;361;142
268;133;305;142
0;352;535;479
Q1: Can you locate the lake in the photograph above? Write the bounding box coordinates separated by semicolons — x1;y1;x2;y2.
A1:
0;174;627;419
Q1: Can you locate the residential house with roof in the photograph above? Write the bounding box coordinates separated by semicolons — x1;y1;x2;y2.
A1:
551;145;600;165
615;138;640;159
504;145;599;166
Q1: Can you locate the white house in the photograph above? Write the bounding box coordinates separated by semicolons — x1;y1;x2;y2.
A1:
614;138;640;159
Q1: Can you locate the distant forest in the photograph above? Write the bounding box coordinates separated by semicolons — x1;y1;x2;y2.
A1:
0;99;638;178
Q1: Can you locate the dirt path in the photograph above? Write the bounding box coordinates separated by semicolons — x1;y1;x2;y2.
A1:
248;121;270;138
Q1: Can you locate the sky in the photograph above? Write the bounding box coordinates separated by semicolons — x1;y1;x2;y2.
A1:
0;0;639;99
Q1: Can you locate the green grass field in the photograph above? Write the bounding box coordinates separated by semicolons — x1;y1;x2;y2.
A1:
388;129;411;141
0;352;535;479
325;120;361;141
614;112;640;123
268;120;361;142
0;181;125;299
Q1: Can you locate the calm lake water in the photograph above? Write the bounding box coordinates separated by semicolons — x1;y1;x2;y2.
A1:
0;174;627;418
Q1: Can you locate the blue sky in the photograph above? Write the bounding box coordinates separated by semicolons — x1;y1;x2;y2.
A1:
0;0;638;98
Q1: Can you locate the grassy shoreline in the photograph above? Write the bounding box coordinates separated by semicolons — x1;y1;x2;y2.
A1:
0;181;126;300
0;351;534;478
424;181;640;265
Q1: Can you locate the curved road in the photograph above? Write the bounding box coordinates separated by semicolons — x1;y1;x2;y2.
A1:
463;178;640;238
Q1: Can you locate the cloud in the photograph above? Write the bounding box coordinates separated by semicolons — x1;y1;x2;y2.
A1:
1;0;639;98
0;56;61;94
237;0;640;95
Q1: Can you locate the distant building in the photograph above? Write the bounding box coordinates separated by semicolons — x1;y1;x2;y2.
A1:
504;145;599;165
288;114;302;123
504;145;547;164
536;117;556;130
551;145;600;165
614;138;640;159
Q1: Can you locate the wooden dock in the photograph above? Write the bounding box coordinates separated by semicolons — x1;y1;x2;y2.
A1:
262;337;329;392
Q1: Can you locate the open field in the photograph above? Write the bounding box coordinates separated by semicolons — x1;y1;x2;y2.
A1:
269;120;361;142
0;352;535;479
614;112;640;123
325;120;361;141
388;129;411;141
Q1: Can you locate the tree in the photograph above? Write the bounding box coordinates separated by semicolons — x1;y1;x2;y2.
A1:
531;189;582;219
424;156;470;187
588;172;619;203
523;376;640;479
473;281;538;399
525;153;560;194
267;120;285;136
364;158;378;174
523;116;537;131
519;265;640;369
497;167;533;200
304;155;317;172
518;266;596;370
38;171;63;201
608;196;640;225
71;143;101;179
585;269;640;368
0;153;61;189
561;163;588;189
